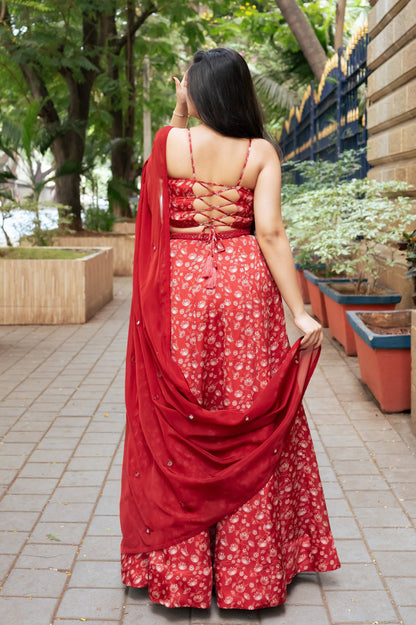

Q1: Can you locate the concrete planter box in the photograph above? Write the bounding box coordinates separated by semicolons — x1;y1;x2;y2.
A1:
54;233;134;276
0;247;113;324
319;281;401;356
346;310;411;413
113;221;136;234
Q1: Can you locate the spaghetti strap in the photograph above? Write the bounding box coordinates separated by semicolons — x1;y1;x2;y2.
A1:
236;140;252;186
187;128;196;180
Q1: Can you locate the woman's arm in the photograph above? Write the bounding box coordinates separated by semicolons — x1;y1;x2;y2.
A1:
170;75;189;128
254;141;323;349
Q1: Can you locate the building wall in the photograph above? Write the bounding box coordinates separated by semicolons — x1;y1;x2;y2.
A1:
367;0;416;187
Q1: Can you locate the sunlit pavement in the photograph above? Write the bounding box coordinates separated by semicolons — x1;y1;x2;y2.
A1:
0;277;415;625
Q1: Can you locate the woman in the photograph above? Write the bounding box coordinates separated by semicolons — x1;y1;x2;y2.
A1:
120;48;340;610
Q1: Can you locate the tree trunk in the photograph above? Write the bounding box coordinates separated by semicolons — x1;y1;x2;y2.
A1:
107;2;155;217
335;0;347;52
274;0;328;81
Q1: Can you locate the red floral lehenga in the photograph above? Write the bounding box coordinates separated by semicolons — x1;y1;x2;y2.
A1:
120;127;340;609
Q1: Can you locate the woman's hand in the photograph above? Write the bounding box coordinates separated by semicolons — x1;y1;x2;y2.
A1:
293;311;323;350
172;72;188;116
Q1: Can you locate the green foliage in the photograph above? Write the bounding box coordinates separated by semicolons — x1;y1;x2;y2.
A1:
282;157;415;293
83;205;115;232
0;247;89;259
399;230;416;279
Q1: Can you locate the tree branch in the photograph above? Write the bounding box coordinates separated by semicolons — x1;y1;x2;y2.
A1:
113;2;157;55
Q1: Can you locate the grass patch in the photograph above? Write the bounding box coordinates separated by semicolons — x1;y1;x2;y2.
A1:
0;247;91;260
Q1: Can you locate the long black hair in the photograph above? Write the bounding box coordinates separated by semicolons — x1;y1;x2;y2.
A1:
187;48;266;139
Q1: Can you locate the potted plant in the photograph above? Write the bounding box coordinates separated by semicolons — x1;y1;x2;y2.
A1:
398;229;416;306
346;310;411;412
282;150;365;326
314;178;413;354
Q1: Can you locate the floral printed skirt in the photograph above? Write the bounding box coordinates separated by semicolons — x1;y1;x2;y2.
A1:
121;235;340;609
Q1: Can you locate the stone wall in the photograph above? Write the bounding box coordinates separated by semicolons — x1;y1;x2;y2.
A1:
367;0;416;187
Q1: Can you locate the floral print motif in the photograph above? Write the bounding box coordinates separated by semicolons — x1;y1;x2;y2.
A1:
121;226;340;609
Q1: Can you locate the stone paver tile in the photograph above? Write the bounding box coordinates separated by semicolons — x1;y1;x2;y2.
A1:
0;596;56;625
381;467;416;483
0;511;38;532
95;496;119;516
68;560;121;588
191;603;259;623
335;539;373;563
0;554;15;581
0;442;37;455
29;448;73;462
124;603;191;624
67;456;112;470
399;606;416;625
353;506;411;527
15;543;77;569
1;567;68;597
325;589;398;623
361;527;416;551
3;431;43;443
332;459;380;476
51;486;102;503
19;462;66;478
325;445;370;461
59;470;107;487
40;501;95;523
284;573;322;605
87;515;121;536
321;481;344;499
402;499;416;519
316;466;338;483
28;522;86;545
0;455;27;470
259;605;329;625
339;474;390;491
0;531;28;554
373;551;416;577
125;586;150;604
81;432;120;444
79;535;121;561
107;465;122;481
325;499;353;517
56;587;126;620
346;490;398;508
328;516;362;540
320;562;383;590
385;577;416;607
7;477;59;494
0;493;50;512
373;453;416;470
73;443;118;457
100;480;121;498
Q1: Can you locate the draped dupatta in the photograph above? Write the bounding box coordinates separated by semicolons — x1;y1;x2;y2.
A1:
120;126;320;553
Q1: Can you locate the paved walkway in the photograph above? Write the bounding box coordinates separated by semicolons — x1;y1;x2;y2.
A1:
0;277;415;625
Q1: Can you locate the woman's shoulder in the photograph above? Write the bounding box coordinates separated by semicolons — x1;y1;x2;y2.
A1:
251;137;281;166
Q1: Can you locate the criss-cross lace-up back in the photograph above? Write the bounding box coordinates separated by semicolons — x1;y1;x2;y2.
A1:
169;129;254;232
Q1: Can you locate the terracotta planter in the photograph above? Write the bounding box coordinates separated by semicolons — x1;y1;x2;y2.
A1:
319;281;402;356
346;310;411;412
303;270;349;328
0;247;113;324
295;265;310;304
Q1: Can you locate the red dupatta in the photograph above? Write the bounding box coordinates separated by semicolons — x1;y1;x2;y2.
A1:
120;126;320;553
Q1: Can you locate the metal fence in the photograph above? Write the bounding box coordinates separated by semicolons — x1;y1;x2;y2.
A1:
278;23;369;181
